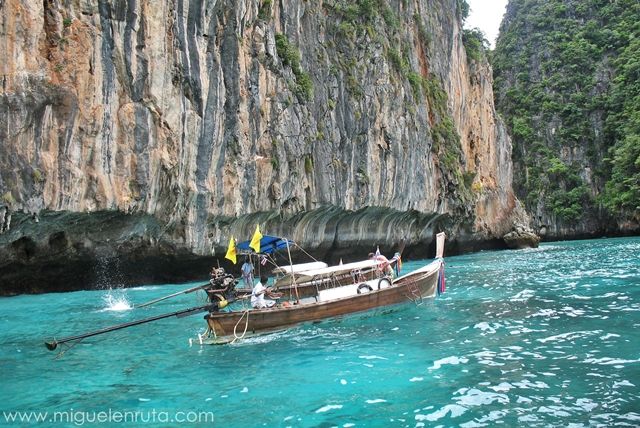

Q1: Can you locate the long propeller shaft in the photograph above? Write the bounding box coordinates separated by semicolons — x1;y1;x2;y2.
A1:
45;300;229;351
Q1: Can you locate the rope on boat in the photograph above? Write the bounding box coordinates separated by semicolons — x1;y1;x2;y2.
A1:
293;243;320;263
403;278;423;304
231;309;251;344
198;326;214;344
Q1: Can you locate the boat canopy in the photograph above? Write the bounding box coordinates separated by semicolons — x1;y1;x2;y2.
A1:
296;259;379;279
236;235;294;254
272;261;329;274
273;259;380;287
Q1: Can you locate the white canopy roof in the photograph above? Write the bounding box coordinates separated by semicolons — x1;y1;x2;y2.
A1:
272;261;328;274
294;259;380;279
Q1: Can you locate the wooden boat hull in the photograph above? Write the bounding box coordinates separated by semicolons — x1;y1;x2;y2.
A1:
206;260;442;338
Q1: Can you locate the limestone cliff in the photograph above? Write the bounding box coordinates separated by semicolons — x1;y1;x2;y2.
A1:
0;0;526;294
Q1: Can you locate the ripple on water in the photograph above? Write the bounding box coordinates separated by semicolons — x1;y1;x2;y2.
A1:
358;355;388;360
537;330;601;343
415;404;467;422
1;237;638;427
453;388;510;406
473;322;502;334
583;357;640;366
429;356;469;370
315;404;343;413
510;289;536;302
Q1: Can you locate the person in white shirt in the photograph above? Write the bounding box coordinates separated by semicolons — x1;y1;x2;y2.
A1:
251;275;276;309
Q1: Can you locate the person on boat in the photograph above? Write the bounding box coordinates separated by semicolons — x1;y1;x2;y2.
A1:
251;274;276;309
206;267;238;302
369;252;394;276
241;257;254;288
391;252;402;276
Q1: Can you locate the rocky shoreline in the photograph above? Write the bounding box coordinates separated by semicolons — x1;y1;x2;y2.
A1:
0;207;532;296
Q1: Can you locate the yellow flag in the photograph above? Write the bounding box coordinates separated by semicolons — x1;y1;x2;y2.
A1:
225;237;237;264
250;224;263;253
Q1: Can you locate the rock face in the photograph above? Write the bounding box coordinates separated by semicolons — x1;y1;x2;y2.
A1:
503;223;540;250
0;0;531;294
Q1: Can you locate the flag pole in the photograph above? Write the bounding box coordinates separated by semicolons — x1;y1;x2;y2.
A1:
285;238;299;304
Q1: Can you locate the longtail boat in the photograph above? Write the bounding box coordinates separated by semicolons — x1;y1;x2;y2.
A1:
199;233;446;344
44;233;446;350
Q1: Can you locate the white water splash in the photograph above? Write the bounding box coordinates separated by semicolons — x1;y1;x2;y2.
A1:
101;292;132;311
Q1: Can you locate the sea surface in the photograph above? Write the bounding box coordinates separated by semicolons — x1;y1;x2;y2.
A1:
1;237;639;427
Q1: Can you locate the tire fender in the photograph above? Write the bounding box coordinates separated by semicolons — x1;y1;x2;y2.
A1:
357;283;373;294
377;278;392;290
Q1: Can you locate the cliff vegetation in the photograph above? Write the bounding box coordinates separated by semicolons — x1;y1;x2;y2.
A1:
493;0;640;237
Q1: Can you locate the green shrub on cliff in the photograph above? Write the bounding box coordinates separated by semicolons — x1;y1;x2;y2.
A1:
462;28;488;63
275;33;313;102
258;0;272;20
2;192;15;207
457;0;470;21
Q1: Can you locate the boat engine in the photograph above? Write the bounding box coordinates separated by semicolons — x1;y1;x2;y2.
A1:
206;268;238;303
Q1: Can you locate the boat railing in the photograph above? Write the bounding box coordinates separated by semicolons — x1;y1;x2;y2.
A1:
394;260;441;285
311;267;386;291
260;261;439;303
269;266;389;298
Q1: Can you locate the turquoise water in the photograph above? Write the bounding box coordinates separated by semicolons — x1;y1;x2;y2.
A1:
1;237;639;427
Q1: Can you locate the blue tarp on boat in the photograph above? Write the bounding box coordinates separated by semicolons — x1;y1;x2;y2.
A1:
236;235;294;254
